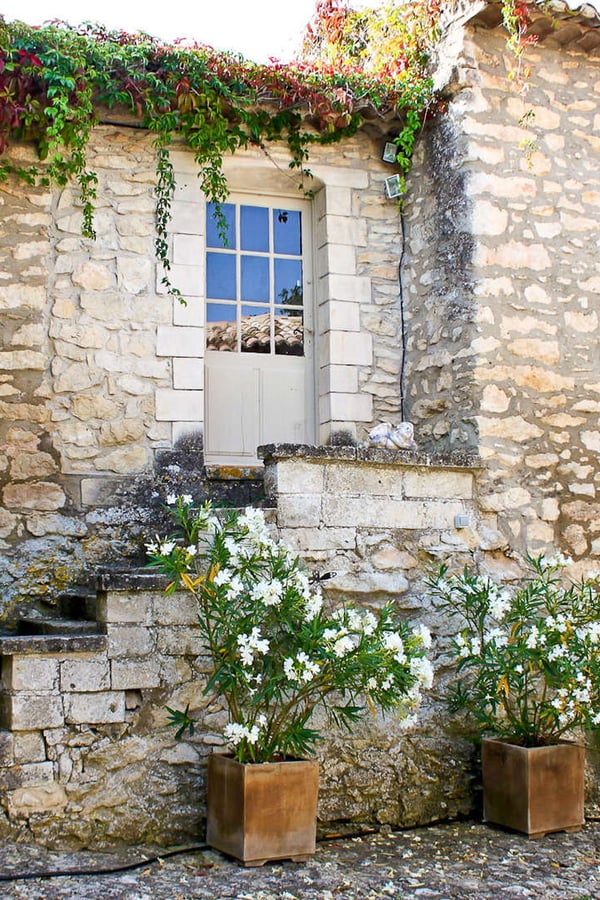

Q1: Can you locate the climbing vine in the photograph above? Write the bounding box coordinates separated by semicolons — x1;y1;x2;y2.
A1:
0;7;440;297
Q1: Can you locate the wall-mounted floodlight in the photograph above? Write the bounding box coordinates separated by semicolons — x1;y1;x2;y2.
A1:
382;142;397;163
384;174;402;199
454;514;470;529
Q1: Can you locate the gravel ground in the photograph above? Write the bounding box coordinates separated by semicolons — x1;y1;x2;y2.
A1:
1;820;599;899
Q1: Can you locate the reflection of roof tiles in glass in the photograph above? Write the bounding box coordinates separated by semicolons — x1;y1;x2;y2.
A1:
207;313;304;355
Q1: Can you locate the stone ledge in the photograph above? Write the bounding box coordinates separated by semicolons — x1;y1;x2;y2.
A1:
0;634;108;656
258;443;482;470
94;568;170;592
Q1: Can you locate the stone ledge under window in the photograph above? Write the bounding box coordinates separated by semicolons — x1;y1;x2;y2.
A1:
257;443;482;470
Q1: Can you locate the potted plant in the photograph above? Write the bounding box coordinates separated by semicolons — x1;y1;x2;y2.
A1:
428;554;600;838
147;497;434;866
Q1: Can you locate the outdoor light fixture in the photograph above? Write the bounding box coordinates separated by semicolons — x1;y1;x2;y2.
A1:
382;141;397;163
454;514;471;529
384;174;402;199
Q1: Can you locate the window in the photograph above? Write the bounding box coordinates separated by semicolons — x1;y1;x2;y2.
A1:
206;202;305;357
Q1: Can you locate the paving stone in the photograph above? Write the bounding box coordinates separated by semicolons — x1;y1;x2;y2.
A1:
0;820;599;899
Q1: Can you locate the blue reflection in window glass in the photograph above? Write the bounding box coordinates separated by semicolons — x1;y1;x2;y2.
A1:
241;206;269;252
275;258;303;306
241;255;269;302
206;202;236;249
206;303;236;322
207;252;236;299
273;209;301;255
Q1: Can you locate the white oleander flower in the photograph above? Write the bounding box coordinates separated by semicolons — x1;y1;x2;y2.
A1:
333;634;356;657
410;656;434;689
412;623;432;648
251;578;283;607
304;590;323;622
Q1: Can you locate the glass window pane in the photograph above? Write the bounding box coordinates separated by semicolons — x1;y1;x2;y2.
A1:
206;303;237;352
206;202;236;249
241;255;270;302
241;305;270;354
241;206;269;252
273;209;301;255
274;307;304;356
207;253;236;300
275;258;303;307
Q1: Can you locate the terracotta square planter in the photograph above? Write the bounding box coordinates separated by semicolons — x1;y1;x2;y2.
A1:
206;753;319;866
481;738;585;838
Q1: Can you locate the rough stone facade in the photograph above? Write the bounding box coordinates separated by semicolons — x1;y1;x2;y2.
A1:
0;0;599;849
403;9;600;567
0;451;488;847
0;125;404;618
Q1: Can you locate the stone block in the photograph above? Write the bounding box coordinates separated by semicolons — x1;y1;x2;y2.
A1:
319;243;356;276
94;446;149;474
97;591;153;625
174;296;204;327
173;358;204;390
152;592;199;626
7;783;67;817
323;274;372;304
324;365;359;394
321;495;464;530
321;331;373;368
13;731;46;764
165;263;204;298
173;233;203;265
280;526;356;552
5;656;60;692
106;625;154;659
276;494;322;528
156;627;206;657
325;464;404;497
317;215;367;249
328;392;372;423
156;325;203;358
6;694;64;731
3;482;66;512
155;389;203;422
12;761;55;787
64;691;126;725
111;658;162;690
60;656;110;692
169;200;203;235
310;165;369;189
270;460;325;495
324;186;352;216
403;469;474;500
0;730;14;765
321;300;361;332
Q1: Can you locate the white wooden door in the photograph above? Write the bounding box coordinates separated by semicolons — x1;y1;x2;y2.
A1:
204;196;314;465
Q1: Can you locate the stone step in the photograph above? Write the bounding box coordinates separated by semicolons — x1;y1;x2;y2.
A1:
17;617;103;637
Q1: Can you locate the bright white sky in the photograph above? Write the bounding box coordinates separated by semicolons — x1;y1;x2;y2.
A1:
0;0;330;62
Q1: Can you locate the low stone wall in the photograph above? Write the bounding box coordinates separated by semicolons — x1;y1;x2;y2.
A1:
0;448;597;848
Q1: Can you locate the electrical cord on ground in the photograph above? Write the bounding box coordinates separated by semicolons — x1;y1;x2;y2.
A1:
0;842;209;883
0;826;384;883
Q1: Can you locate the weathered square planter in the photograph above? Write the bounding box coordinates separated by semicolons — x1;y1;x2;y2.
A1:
206;753;319;866
481;738;585;839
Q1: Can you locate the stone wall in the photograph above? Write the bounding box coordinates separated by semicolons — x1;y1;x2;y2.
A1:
0;451;484;848
0;124;404;619
403;22;600;566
